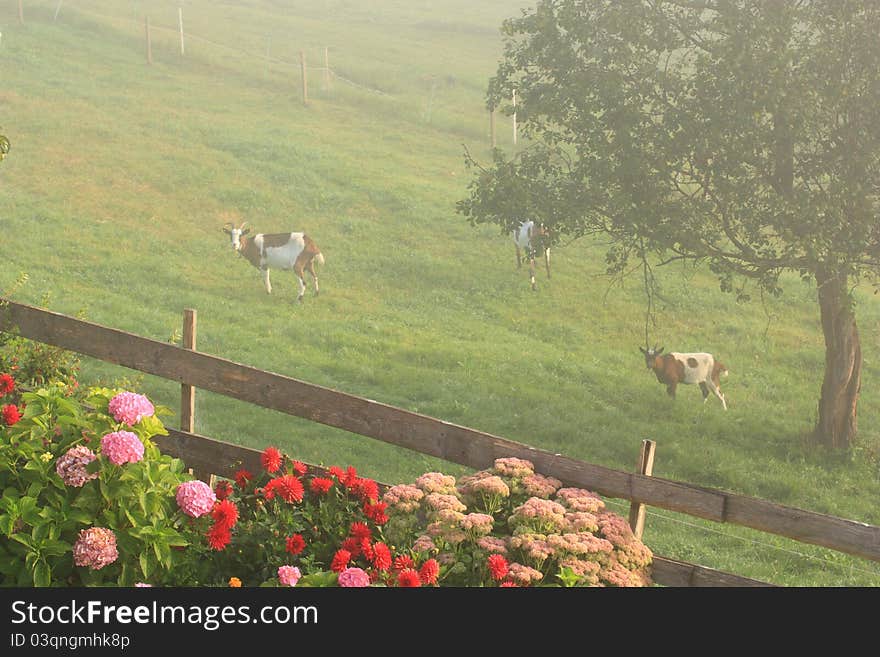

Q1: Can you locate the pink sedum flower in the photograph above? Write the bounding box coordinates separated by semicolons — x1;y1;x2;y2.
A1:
100;431;145;466
414;472;458;495
176;480;216;518
492;457;535;478
337;567;371;588
55;445;98;487
277;565;302;587
108;392;155;425
73;527;118;570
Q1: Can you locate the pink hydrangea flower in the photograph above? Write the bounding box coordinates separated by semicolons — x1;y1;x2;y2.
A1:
55;445;98;487
100;431;144;466
337;567;371;588
278;565;302;587
73;527;118;570
176;480;216;518
108;391;155;425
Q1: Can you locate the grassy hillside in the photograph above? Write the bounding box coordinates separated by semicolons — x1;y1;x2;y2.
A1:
1;0;879;586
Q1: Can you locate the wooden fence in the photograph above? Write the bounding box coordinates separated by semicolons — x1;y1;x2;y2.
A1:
4;298;880;586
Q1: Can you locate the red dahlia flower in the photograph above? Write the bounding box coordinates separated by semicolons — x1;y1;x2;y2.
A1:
234;469;253;488
397;569;422;587
0;373;15;395
419;559;440;585
487;554;509;581
265;475;304;503
2;404;21;426
292;460;308;476
207;524;231;551
363;501;388;525
371;543;392;571
330;549;352;573
215;481;234;501
349;522;371;541
351;478;379;502
285;534;306;555
341;537;362;557
309;477;334;495
261;447;283;473
211;499;239;530
392;555;414;573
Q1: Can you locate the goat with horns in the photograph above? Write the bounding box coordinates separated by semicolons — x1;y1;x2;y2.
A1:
640;345;729;410
223;222;325;303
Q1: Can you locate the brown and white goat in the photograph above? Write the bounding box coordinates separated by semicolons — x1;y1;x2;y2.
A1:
223;222;325;302
513;221;551;291
640;345;729;409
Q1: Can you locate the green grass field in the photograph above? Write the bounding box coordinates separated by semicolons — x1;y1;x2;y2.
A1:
2;0;879;586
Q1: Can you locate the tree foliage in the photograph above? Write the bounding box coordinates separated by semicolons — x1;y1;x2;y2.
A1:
459;1;880;448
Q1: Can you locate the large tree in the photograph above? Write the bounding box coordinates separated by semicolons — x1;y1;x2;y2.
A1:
458;0;880;450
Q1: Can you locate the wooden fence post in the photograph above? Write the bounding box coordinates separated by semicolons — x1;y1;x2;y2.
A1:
145;16;152;65
323;46;330;91
180;308;212;485
178;7;185;56
18;0;23;24
300;50;308;105
628;439;657;540
180;308;197;433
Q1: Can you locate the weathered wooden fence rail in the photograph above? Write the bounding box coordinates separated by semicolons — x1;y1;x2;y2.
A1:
4;299;879;584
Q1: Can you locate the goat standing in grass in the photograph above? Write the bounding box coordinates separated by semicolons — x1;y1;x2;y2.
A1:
223;222;325;303
640;345;729;409
513;220;551;291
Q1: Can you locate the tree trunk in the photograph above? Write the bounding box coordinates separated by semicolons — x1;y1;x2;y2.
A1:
813;269;861;449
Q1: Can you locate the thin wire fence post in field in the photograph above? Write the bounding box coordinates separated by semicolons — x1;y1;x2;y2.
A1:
178;6;185;56
145;15;152;65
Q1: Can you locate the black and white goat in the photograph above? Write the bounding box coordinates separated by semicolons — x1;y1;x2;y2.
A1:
223;222;325;302
513;221;551;291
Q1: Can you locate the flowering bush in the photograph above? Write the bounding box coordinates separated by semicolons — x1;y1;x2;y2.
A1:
0;378;197;586
0;368;653;588
0;331;80;397
182;446;439;587
382;458;654;586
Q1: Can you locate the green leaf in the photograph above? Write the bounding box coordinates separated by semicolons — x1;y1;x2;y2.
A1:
33;561;51;587
10;532;34;549
297;571;339;587
139;552;153;579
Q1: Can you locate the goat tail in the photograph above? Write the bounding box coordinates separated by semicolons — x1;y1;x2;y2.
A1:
315;252;325;266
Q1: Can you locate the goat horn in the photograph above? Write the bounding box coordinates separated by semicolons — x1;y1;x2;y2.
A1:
239;221;249;231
